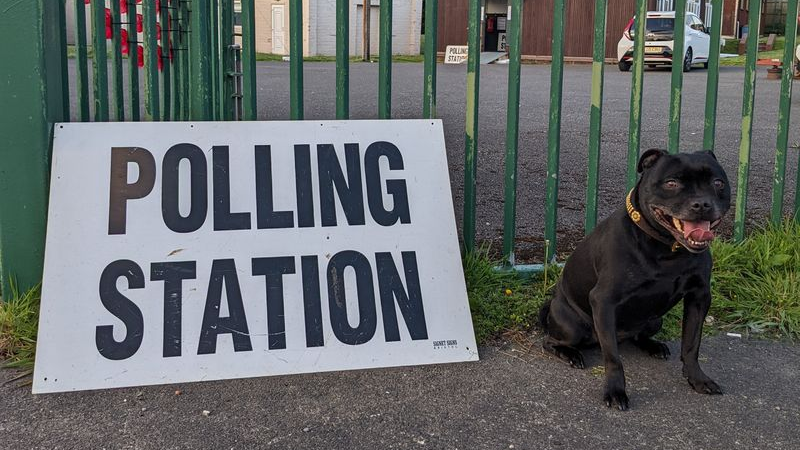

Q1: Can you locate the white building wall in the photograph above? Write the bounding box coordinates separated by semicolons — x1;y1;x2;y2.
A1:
313;0;422;56
314;0;339;56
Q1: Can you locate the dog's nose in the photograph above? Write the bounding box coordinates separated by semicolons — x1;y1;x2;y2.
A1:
690;200;712;212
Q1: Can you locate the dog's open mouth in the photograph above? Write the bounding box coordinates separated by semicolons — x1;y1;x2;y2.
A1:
651;207;721;252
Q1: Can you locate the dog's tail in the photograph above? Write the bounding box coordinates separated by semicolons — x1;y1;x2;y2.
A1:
538;299;552;332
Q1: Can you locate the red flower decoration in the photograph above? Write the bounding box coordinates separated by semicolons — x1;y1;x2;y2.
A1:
136;13;143;33
137;45;144;68
120;0;127;14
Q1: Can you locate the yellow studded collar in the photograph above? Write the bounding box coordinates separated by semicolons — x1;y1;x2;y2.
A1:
626;189;681;252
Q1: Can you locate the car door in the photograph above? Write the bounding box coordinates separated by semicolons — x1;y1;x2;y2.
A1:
688;14;710;60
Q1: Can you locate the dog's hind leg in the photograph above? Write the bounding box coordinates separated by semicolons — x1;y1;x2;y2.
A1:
540;293;590;369
631;318;671;360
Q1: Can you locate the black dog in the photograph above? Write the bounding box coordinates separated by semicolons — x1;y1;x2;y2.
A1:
539;149;731;410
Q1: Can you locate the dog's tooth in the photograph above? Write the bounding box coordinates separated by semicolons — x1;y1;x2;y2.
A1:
672;217;683;231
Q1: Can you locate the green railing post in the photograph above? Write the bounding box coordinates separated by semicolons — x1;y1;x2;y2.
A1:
290;0;304;120
91;0;110;121
771;0;799;223
58;0;70;120
702;0;724;151
626;0;647;190
111;0;125;121
75;0;91;121
336;0;350;119
180;0;191;120
210;0;221;120
463;0;481;253
502;0;523;265
667;0;687;154
127;0;141;121
422;0;438;119
171;0;182;120
241;0;257;120
585;0;607;234
378;0;393;119
190;0;213;120
545;0;566;263
143;0;161;120
733;0;762;242
161;0;173;120
0;0;66;296
222;0;236;120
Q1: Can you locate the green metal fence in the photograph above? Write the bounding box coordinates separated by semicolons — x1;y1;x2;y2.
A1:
1;0;799;296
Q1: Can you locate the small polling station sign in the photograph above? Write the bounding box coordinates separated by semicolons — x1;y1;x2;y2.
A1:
33;120;477;393
444;45;469;64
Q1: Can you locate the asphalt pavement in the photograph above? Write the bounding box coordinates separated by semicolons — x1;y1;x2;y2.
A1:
2;334;799;449
247;61;799;258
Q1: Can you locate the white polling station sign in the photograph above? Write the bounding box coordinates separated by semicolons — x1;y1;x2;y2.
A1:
33;120;477;394
444;45;469;64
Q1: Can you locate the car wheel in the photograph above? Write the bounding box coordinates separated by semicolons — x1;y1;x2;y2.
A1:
618;60;632;72
683;48;693;72
703;61;709;69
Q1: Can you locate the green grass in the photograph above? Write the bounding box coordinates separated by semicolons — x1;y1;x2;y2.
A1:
255;52;286;62
466;221;800;344
0;282;41;369
708;220;800;338
720;35;789;66
464;246;560;344
654;221;800;341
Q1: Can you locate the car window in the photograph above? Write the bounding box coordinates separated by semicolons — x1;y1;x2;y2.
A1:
691;16;705;31
643;18;674;33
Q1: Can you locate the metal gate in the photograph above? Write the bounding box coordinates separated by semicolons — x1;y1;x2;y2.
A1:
0;0;799;296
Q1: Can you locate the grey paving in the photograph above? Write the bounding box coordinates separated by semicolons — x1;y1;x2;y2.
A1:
2;335;798;449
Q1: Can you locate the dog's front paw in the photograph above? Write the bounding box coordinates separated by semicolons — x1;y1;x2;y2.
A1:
565;350;586;369
688;377;723;395
603;386;630;411
633;337;671;360
640;340;671;360
650;342;671;360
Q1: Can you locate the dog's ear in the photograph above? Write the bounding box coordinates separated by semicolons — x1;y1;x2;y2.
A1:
637;149;667;173
702;150;717;160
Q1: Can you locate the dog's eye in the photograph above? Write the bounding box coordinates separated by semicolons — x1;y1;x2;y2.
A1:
664;180;680;189
714;179;725;189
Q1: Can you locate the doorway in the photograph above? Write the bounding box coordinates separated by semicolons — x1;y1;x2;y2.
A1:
272;5;286;55
484;13;508;52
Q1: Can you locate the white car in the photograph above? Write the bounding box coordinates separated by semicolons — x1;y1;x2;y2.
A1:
617;11;710;72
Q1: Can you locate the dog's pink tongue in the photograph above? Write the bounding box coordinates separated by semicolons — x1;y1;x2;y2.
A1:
683;220;714;242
